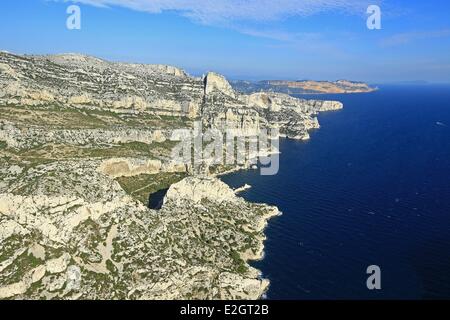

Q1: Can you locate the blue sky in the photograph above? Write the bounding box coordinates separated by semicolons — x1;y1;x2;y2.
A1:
1;0;449;82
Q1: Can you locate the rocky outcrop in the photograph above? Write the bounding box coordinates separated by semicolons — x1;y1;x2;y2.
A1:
204;72;236;98
164;176;237;205
234;184;252;194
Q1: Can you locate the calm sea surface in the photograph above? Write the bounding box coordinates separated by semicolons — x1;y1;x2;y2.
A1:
221;85;450;299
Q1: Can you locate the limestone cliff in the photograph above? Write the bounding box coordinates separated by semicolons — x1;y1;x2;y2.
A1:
0;51;343;300
0;51;342;143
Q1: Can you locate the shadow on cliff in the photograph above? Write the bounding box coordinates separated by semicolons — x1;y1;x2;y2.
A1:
148;188;169;210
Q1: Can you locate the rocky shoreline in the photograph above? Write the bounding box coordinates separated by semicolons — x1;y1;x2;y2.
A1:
0;51;342;299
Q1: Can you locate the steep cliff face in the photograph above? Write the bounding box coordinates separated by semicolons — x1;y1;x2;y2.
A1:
200;72;343;140
0;52;342;142
204;72;236;98
0;51;343;300
244;92;342;139
164;175;237;205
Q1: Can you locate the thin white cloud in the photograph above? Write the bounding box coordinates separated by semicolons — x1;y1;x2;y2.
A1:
57;0;378;59
236;27;322;42
62;0;375;25
381;29;450;47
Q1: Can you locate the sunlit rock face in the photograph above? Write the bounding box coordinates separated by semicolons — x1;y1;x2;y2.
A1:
164;176;237;205
204;72;236;98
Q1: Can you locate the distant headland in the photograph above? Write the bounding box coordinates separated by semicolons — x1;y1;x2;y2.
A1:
231;79;377;94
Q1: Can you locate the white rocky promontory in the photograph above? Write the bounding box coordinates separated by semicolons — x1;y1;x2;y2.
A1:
164;176;237;205
204;72;236;98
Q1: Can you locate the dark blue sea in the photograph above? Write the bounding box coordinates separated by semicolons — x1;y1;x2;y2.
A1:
221;85;450;299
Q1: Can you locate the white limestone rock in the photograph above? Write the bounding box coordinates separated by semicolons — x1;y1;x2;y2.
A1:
164;176;237;205
204;72;236;98
46;253;71;274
